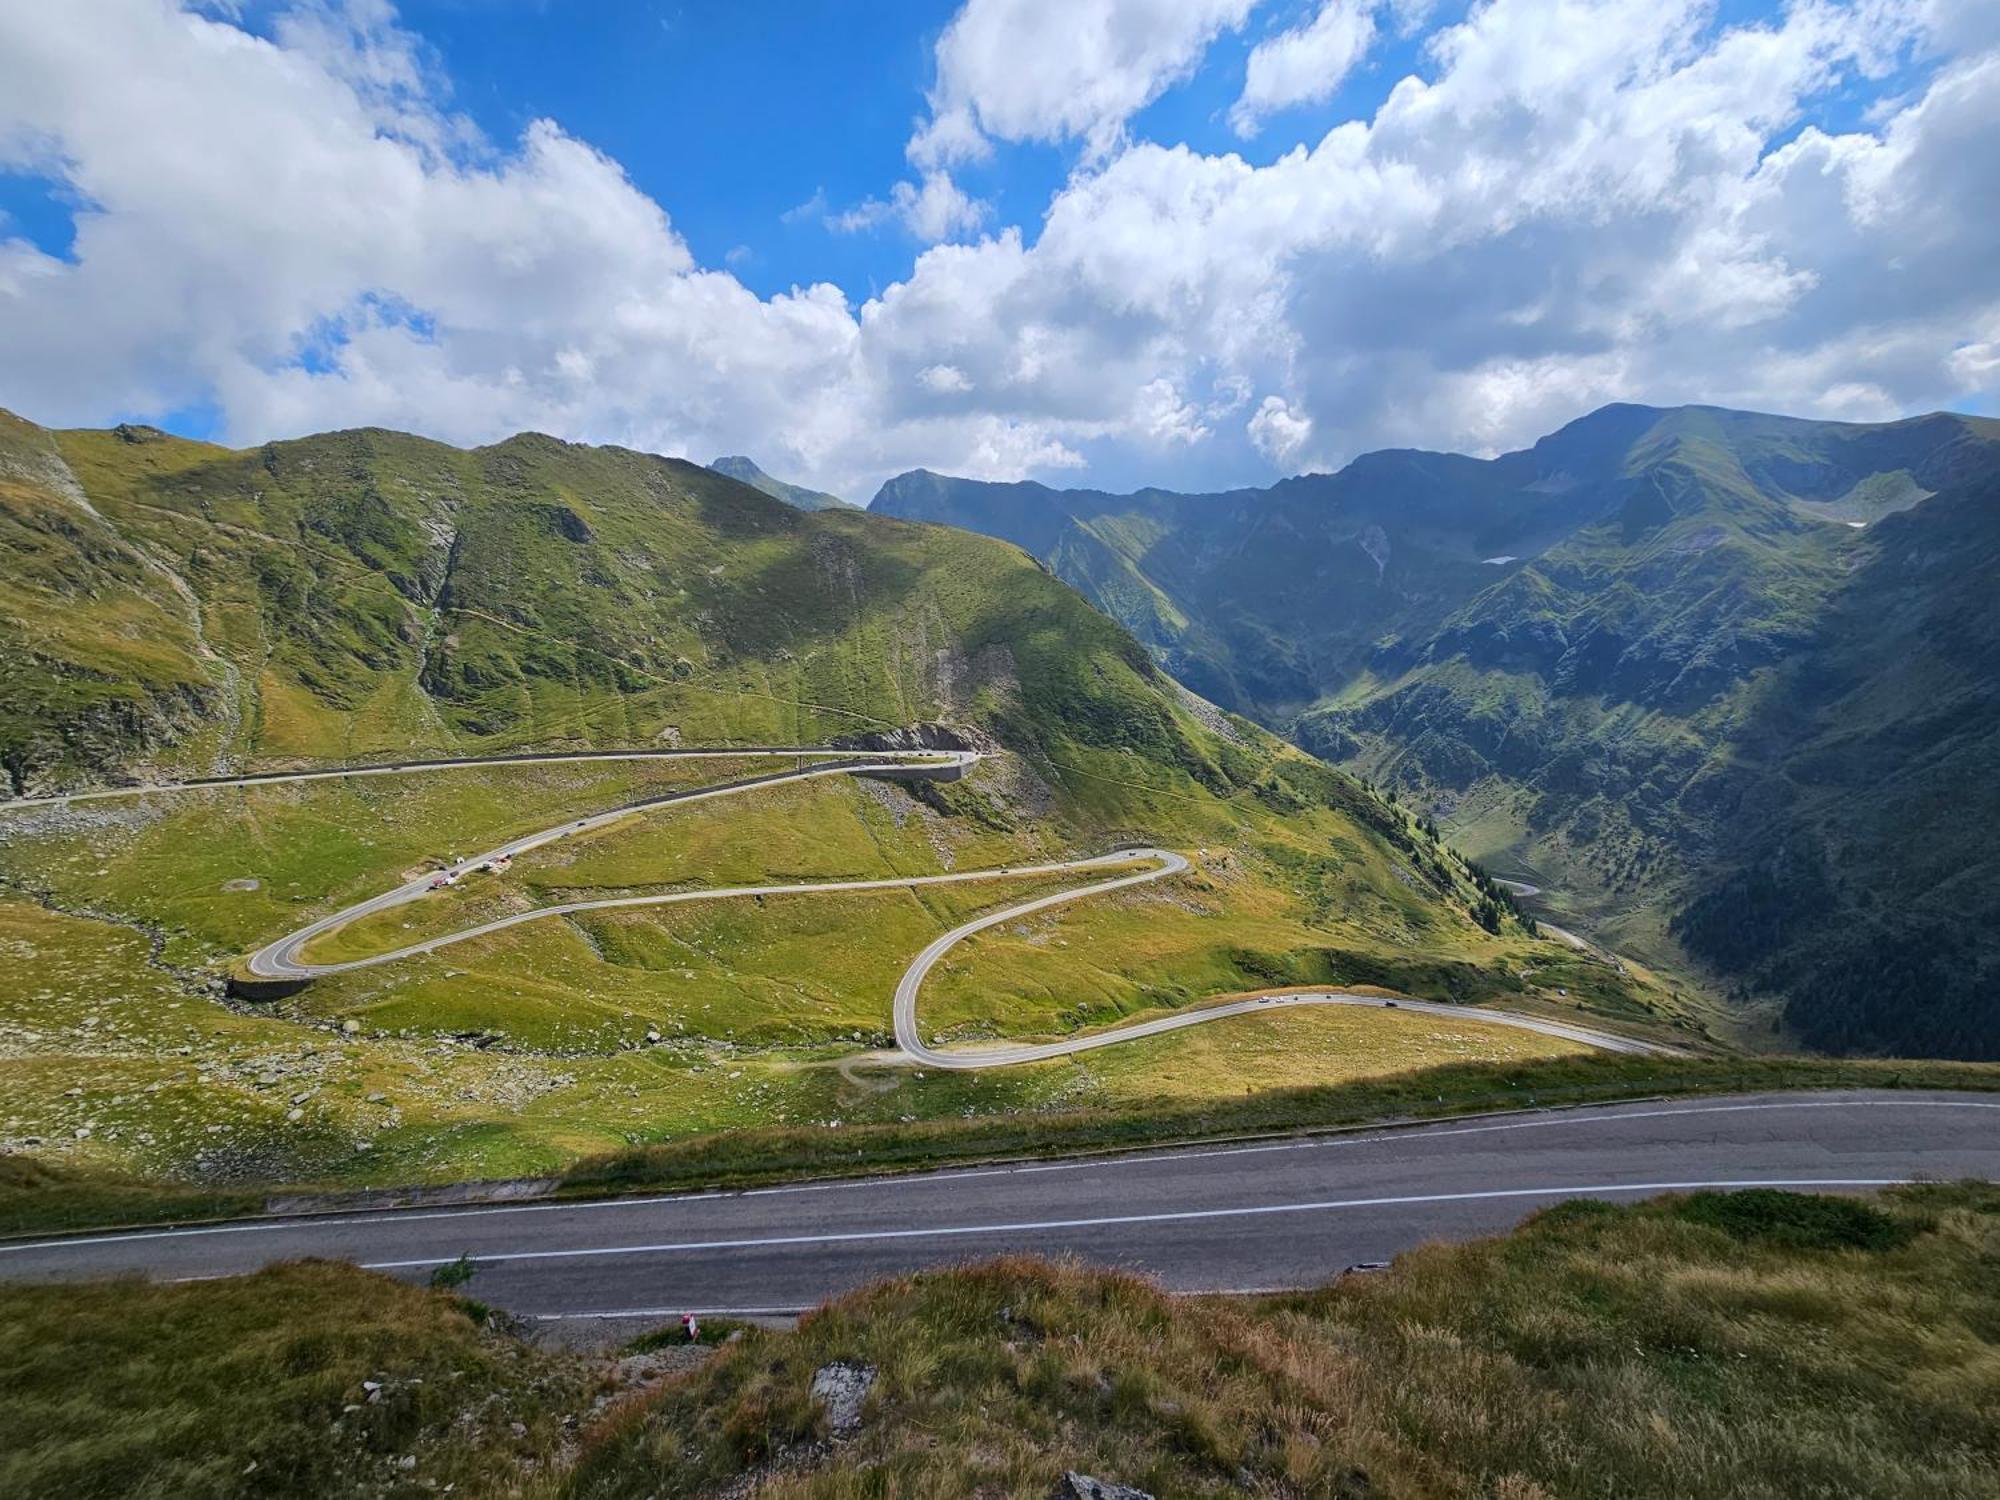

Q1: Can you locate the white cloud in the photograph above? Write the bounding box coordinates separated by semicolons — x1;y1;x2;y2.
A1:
1137;378;1211;444
831;172;986;243
1232;0;1379;136
910;0;1260;166
1247;394;1312;462
780;187;829;225
0;0;1995;508
918;363;974;393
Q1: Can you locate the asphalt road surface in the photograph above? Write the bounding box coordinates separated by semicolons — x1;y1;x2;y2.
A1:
4;1092;1990;1321
0;745;954;810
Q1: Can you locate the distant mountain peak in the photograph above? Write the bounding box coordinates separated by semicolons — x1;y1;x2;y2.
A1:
707;455;852;510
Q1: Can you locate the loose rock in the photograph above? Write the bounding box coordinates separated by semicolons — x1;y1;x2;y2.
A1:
1052;1476;1155;1500
809;1361;876;1435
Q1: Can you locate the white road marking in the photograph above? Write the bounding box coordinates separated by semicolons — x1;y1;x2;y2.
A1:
356;1179;1913;1270
4;1096;1989;1256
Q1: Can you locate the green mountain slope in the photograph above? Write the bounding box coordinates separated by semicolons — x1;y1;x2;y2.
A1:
873;404;2000;1058
707;454;852;510
0;410;1240;800
1670;464;2000;1058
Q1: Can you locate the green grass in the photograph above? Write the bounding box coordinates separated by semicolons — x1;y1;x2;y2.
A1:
0;1260;594;1499
0;757;760;964
0;1155;263;1237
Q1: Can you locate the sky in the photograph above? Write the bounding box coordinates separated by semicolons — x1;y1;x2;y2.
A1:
0;1;1996;503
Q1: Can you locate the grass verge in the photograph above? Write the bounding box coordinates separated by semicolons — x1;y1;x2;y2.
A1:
3;1184;1995;1496
5;1053;1994;1240
0;1155;265;1238
553;1052;2000;1199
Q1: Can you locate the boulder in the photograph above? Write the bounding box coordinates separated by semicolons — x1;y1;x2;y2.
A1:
1051;1475;1154;1500
809;1360;876;1435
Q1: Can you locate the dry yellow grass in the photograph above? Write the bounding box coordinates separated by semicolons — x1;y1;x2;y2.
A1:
1072;1003;1586;1102
567;1183;2000;1499
12;1186;1992;1497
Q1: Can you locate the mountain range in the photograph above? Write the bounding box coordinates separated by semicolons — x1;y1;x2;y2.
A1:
872;404;2000;1059
706;454;852;510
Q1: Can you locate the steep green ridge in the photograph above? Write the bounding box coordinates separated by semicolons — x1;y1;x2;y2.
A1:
1669;466;2000;1057
706;454;852;510
0;408;1241;805
872;405;2000;1057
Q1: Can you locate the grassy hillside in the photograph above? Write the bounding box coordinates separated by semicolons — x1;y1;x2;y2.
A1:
0;410;1679;1193
7;1184;1995;1497
874;404;2000;1057
1;408;1246;793
0;1259;597;1499
2;753;1665;1191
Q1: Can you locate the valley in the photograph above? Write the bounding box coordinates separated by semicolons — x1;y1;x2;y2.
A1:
875;404;2000;1059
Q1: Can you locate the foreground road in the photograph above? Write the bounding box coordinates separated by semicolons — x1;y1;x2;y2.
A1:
4;1092;1991;1320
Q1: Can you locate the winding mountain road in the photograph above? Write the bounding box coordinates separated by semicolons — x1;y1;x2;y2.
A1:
1;746;923;810
3;1093;1990;1318
1497;876;1609;957
241;750;985;979
889;861;1666;1067
7;746;1672;1068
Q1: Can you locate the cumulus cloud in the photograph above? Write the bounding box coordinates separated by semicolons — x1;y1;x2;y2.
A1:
832;171;987;241
918;363;975;394
910;0;1260;166
1137;378;1212;445
1232;0;1379;136
0;0;1996;505
1247;394;1312;462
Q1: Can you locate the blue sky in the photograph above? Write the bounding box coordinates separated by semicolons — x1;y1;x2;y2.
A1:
392;1;952;304
308;1;1458;306
0;1;1993;501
